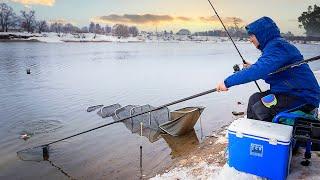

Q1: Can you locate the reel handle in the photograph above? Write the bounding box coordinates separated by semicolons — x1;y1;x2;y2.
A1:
233;64;240;73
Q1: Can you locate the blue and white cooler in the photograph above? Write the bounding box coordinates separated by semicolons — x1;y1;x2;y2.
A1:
227;118;293;180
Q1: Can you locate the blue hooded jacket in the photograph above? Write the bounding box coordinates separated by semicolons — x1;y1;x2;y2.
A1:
224;17;320;108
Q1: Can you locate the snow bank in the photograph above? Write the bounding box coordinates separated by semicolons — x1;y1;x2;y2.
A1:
151;163;260;180
0;32;143;43
288;152;320;179
29;36;62;43
152;150;320;180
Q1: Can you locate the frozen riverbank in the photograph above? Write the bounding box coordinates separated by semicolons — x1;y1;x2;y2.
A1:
152;124;320;180
0;32;143;43
1;32;320;44
152;71;320;180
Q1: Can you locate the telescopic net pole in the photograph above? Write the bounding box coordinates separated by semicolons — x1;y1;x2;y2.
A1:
270;55;320;75
43;88;217;147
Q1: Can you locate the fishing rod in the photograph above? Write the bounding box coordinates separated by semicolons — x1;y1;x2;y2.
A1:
232;55;320;75
18;88;218;156
269;55;320;75
207;0;262;92
18;54;320;158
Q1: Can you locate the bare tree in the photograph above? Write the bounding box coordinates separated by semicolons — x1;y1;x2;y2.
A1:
63;23;73;33
36;20;48;33
89;22;95;33
95;23;102;34
105;25;111;34
50;22;63;34
112;24;129;38
298;5;320;37
50;22;58;33
20;10;36;33
232;17;241;31
81;26;88;33
226;18;246;38
0;3;17;32
128;26;139;37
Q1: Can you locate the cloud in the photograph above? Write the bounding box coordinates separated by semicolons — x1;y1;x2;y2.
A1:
92;13;245;32
199;16;244;25
11;0;55;6
93;14;197;25
177;16;192;21
93;14;243;27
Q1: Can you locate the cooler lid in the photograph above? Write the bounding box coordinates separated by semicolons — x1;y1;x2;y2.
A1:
228;118;293;143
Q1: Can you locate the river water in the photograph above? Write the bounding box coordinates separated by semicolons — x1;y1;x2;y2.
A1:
0;42;319;179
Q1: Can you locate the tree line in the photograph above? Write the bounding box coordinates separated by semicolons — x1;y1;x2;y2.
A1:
0;2;319;37
0;3;139;37
298;4;320;37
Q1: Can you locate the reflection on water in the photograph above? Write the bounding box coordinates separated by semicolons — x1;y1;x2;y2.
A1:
48;160;74;180
115;105;202;179
48;129;200;180
0;42;319;179
114;50;133;60
162;130;200;158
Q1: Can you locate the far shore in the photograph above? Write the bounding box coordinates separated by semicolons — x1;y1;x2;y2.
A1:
1;32;319;44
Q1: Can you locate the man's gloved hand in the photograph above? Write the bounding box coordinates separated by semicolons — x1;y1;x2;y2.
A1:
216;82;228;92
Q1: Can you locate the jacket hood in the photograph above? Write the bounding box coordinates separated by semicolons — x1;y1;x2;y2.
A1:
245;17;281;50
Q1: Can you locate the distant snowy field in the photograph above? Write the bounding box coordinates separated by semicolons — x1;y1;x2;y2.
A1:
0;32;143;43
1;32;319;45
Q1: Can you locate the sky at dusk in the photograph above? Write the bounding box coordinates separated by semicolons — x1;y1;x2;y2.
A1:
3;0;320;35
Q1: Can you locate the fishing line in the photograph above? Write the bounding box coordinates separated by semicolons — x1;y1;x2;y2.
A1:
17;54;320;163
17;89;217;161
199;115;204;140
207;0;262;92
140;122;143;179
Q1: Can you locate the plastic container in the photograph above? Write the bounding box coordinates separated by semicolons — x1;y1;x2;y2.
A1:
228;118;293;180
311;123;320;138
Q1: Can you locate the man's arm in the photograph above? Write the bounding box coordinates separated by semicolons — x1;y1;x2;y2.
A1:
224;43;289;88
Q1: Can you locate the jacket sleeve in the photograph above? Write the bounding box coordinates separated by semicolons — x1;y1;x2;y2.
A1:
224;43;289;88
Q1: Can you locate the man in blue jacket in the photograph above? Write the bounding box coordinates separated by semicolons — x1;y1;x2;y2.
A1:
216;16;320;122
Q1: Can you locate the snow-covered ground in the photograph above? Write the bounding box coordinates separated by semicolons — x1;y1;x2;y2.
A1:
0;32;143;43
0;32;231;43
1;32;319;44
151;132;320;180
152;154;320;180
151;163;260;180
152;71;320;180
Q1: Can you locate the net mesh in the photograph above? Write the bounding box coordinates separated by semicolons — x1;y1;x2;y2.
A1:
18;104;172;162
113;104;170;131
17;145;49;162
86;104;103;112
